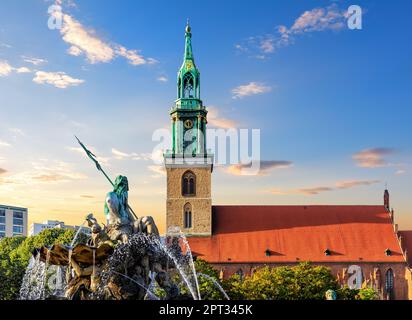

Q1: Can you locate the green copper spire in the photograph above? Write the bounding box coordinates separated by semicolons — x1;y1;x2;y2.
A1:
184;19;194;61
177;20;200;100
170;22;207;156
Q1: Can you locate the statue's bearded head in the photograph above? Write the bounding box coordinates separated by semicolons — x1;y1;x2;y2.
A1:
114;175;129;194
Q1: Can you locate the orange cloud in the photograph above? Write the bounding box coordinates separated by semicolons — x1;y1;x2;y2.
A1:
32;174;68;182
80;195;95;199
0;160;86;186
207;107;239;129
269;179;381;196
335;180;381;189
225;160;293;176
352;148;395;168
232;82;272;99
296;187;333;195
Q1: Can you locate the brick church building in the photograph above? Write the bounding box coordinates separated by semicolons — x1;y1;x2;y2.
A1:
164;23;412;300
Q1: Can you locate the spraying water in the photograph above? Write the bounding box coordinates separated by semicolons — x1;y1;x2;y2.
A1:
19;223;229;301
70;220;87;248
20;255;42;300
145;272;158;300
111;271;160;300
197;273;230;300
150;235;200;300
179;230;201;300
40;249;51;299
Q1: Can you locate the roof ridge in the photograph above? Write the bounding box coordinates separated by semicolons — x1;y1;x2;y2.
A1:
212;204;385;207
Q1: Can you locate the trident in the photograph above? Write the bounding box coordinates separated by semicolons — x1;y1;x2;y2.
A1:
75;136;139;220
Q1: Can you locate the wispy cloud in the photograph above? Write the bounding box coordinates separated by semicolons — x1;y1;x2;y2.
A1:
288;5;347;34
0;60;13;77
50;6;156;66
32;174;72;182
21;56;48;66
260;36;276;53
335;180;381;189
67;146;111;166
80;195;95;199
269;179;381;196
232;82;272;99
58;12;115;63
352;148;396;168
207;107;239;129
111;148;147;160
271;188;323;196
111;148;157;161
157;76;168;82
115;45;156;66
111;148;132;160
1;59;82;90
294;186;333;195
33;71;84;88
225;160;293;176
0;160;86;186
237;4;348;59
0;140;11;147
16;67;31;73
0;60;32;77
0;168;7;175
148;165;166;178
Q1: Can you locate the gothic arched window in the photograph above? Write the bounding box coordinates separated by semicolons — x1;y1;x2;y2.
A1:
196;75;200;98
178;78;182;98
236;269;244;282
183;73;194;98
182;171;196;196
184;203;192;229
385;268;394;300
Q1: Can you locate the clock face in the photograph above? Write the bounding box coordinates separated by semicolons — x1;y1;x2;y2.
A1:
184;119;194;129
186;62;192;70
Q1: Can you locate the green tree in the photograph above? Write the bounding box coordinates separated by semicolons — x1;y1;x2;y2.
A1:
0;236;26;300
0;228;87;300
194;259;227;300
336;286;359;300
357;287;379;300
226;262;338;300
337;286;379;300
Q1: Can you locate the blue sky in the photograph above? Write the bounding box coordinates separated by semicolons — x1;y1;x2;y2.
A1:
0;0;411;232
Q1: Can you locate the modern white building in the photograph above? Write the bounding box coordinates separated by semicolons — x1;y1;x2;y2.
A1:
29;220;91;236
0;205;28;238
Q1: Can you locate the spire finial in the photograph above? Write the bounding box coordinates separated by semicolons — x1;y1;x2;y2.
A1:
186;18;191;33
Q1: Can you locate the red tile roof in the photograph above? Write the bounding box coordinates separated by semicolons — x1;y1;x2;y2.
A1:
399;230;412;267
188;205;406;264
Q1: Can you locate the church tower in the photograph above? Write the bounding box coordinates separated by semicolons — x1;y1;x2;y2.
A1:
164;22;213;237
